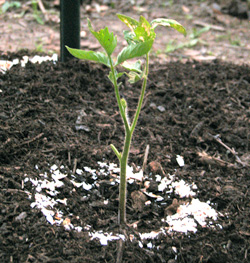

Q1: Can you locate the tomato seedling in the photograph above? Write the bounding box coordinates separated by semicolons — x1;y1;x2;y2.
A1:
66;14;186;226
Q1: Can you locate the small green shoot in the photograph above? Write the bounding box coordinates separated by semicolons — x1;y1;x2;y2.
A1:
165;26;210;53
215;33;242;47
35;39;45;53
31;0;44;25
1;1;21;14
66;14;186;226
189;26;210;39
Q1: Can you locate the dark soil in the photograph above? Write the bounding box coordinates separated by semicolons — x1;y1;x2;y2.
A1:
0;52;250;263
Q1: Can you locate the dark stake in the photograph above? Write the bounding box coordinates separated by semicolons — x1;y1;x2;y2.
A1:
60;0;81;62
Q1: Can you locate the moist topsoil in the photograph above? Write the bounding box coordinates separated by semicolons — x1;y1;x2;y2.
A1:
0;52;250;263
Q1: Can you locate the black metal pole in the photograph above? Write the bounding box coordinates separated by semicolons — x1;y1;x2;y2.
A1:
60;0;80;62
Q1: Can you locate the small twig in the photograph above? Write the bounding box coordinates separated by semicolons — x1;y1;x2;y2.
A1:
245;249;248;260
193;20;225;31
68;151;71;166
209;133;237;155
2;189;31;195
19;133;44;146
116;228;127;263
142;144;150;172
116;238;124;263
37;0;48;21
190;121;204;138
73;158;77;174
208;133;246;167
222;43;250;51
198;151;236;168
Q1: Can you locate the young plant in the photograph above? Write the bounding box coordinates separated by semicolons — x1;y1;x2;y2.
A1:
1;1;21;14
31;0;44;25
66;14;186;226
165;26;210;53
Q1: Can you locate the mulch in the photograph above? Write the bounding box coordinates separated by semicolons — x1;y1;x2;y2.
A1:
0;52;250;262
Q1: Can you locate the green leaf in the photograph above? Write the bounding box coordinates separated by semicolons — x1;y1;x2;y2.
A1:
87;18;117;56
126;71;143;84
190;26;210;39
139;16;151;30
66;46;110;67
123;30;136;45
121;60;142;73
120;98;127;112
150;18;186;36
1;1;21;13
1;1;10;13
110;144;121;161
185;39;199;47
119;15;156;44
133;26;155;43
116;40;153;65
165;39;199;53
134;16;155;41
108;70;124;86
117;14;139;31
33;14;44;25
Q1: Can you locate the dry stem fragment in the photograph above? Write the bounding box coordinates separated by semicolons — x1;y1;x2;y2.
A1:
197;151;235;168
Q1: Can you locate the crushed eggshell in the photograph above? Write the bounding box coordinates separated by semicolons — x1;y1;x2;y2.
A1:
89;231;125;246
158;175;174;192
24;161;222;248
176;155;185;167
63;218;71;226
0;54;58;74
166;198;218;233
127;165;144;181
141;189;164;201
172;180;196;198
139;230;164;240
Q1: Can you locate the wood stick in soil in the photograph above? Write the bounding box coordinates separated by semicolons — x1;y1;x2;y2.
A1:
116;238;124;263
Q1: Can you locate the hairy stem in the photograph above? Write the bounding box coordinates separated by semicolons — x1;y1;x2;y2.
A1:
131;53;149;133
109;53;150;225
108;56;130;132
109;55;130;225
118;131;132;225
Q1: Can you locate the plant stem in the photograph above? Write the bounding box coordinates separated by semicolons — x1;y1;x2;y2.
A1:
108;56;130;132
119;131;132;224
109;55;130;225
109;53;150;225
131;53;149;133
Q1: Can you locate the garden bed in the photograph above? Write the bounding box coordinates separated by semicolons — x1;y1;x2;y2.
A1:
0;53;250;262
